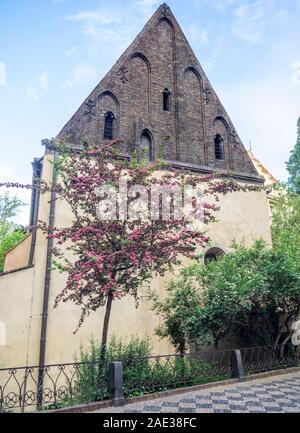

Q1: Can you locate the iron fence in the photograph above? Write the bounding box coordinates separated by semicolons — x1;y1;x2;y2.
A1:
122;350;233;397
1;345;300;412
240;344;300;375
0;361;108;413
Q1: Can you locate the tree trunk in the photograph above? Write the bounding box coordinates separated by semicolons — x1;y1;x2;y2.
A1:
100;291;114;355
97;291;114;391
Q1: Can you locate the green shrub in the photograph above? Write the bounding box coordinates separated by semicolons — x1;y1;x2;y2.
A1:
42;337;230;409
73;336;152;403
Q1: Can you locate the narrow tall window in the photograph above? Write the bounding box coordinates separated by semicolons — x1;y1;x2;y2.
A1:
163;89;171;112
214;134;223;160
140;131;152;162
104;112;115;140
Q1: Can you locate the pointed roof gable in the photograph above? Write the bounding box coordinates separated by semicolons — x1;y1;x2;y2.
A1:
56;3;263;183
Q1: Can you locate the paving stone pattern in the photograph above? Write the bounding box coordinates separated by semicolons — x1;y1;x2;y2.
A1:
94;372;300;413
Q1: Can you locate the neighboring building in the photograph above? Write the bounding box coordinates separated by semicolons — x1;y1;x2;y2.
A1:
248;150;279;218
0;4;272;368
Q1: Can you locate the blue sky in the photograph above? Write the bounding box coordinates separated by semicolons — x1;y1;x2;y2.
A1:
0;0;300;224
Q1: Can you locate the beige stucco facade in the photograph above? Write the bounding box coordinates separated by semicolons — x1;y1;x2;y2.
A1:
0;153;272;369
4;233;32;272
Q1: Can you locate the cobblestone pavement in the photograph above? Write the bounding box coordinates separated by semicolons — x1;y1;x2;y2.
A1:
95;372;300;413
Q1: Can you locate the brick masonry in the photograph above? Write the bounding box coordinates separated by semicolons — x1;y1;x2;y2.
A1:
57;3;260;181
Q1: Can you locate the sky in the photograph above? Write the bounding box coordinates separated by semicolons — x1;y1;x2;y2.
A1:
0;0;300;225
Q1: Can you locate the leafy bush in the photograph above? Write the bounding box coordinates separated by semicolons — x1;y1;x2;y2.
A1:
152;240;300;351
73;336;152;403
42;336;230;410
71;336;230;403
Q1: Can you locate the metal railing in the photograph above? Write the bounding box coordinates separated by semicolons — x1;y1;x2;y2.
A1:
123;350;233;397
1;345;299;412
0;351;233;412
0;361;108;412
240;344;300;375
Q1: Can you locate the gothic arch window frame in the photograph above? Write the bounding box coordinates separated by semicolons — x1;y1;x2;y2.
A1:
98;91;120;139
103;111;116;140
183;66;207;164
163;88;171;112
130;52;152;74
98;91;120;109
204;246;225;265
213;116;230;162
184;67;204;90
139;129;154;162
129;52;152;118
157;16;175;33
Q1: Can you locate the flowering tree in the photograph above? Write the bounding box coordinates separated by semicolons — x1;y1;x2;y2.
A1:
1;139;260;357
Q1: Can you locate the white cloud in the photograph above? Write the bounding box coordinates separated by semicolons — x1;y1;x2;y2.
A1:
136;0;160;14
187;25;209;46
39;72;48;91
201;37;225;72
66;9;122;26
65;8;126;56
232;2;267;43
65;46;79;57
231;0;289;44
195;0;238;14
26;86;39;101
0;61;7;86
220;76;300;181
26;71;49;101
62;63;98;89
65;6;134;63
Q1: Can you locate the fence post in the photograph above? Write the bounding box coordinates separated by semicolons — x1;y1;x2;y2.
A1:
231;350;246;381
109;362;124;407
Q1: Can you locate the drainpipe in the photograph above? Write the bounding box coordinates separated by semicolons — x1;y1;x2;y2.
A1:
28;158;42;266
37;148;57;409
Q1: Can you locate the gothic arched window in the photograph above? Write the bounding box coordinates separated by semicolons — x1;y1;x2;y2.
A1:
103;112;115;140
214;134;223;160
163;89;171;112
140;131;153;162
204;247;225;265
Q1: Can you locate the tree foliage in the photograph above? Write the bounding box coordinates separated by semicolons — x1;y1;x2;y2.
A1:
271;190;300;271
0;193;26;272
0;193;24;224
150;278;201;355
287;117;300;195
1;139;260;355
152;241;300;352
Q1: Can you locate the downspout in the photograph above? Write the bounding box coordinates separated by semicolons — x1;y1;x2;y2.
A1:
37;149;58;409
28;158;42;266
